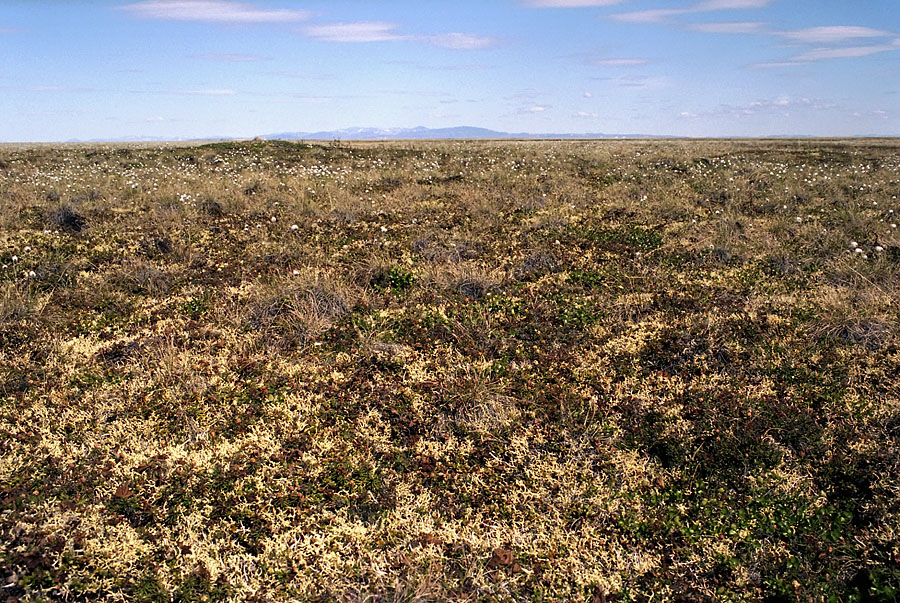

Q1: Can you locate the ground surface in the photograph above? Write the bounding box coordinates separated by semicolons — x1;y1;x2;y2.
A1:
1;139;899;601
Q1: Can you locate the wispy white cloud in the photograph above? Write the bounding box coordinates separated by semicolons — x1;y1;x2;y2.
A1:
304;21;405;43
304;22;497;50
780;26;893;44
689;21;766;34
526;0;625;7
678;95;841;123
591;57;650;66
749;61;807;69
118;1;311;23
698;96;838;118
611;0;771;23
589;74;668;89
428;33;497;50
520;105;550;113
793;43;899;61
611;8;680;23
751;37;900;67
190;53;269;62
618;74;668;88
124;86;240;96
573;111;599;118
610;1;896;70
687;22;895;61
695;0;770;9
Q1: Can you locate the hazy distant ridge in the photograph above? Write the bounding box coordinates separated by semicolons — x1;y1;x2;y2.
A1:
260;126;666;140
65;127;869;144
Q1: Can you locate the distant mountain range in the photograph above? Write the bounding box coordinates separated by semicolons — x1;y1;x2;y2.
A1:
60;127;893;144
61;127;657;143
260;126;665;140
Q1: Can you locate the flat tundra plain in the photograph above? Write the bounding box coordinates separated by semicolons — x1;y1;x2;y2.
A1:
1;139;899;601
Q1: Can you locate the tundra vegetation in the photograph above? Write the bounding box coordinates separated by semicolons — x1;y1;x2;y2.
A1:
0;138;899;601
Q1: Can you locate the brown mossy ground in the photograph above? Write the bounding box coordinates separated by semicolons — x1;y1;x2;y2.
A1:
1;138;899;601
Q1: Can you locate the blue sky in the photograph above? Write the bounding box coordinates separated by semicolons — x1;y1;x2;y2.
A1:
1;0;898;140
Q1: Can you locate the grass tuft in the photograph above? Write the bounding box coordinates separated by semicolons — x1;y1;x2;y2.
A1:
49;204;87;233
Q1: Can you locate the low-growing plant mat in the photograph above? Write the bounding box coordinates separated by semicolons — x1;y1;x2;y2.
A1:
1;138;899;601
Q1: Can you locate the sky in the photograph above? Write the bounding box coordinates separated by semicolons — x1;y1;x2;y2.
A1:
1;0;898;141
